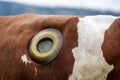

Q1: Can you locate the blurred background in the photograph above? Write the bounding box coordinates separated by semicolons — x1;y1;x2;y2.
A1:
0;0;120;16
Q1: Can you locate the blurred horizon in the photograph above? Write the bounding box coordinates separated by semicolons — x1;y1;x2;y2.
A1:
0;1;120;16
3;0;120;12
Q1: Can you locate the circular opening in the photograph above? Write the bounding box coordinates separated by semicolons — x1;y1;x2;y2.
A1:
28;28;63;64
37;38;53;53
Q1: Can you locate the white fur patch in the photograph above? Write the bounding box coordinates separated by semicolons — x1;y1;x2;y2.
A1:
34;67;37;76
21;54;31;65
69;15;118;80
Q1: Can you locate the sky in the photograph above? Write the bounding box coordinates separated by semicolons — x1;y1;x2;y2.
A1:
1;0;120;12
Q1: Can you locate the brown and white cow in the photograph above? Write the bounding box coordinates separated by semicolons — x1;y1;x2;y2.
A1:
0;13;120;80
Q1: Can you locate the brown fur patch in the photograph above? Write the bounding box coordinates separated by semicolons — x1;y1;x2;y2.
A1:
102;18;120;80
0;13;79;80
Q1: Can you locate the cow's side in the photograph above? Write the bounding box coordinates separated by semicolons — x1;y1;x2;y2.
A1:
0;13;79;80
0;13;120;80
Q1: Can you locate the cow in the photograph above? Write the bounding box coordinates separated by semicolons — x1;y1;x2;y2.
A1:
0;13;120;80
